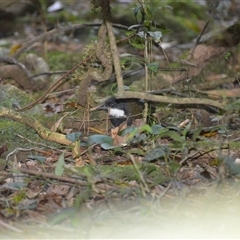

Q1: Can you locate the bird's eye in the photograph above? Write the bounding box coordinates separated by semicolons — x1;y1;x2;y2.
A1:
109;102;115;107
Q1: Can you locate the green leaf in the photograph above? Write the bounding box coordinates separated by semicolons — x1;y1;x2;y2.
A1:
147;62;159;73
224;51;232;60
129;133;147;144
192;126;203;141
147;31;162;43
119;126;139;143
66;132;82;142
181;120;191;138
120;126;138;136
168;162;181;173
125;30;135;36
140;124;152;133
144;146;169;162
145;5;152;18
129;40;144;49
144;20;151;27
55;153;65;176
100;143;123;150
133;5;141;18
128;148;145;156
161;130;184;143
151;124;165;134
28;155;46;162
88;134;113;146
157;127;170;135
141;163;159;174
136;31;145;39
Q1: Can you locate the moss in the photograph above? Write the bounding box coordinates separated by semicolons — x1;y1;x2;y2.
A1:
0;117;60;150
0;85;32;109
47;51;83;71
71;163;166;185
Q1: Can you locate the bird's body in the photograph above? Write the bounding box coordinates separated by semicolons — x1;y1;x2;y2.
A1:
97;96;145;127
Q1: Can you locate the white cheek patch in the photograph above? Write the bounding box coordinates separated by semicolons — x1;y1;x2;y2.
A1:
109;108;126;118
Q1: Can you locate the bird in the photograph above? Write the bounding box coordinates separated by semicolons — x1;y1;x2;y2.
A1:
97;96;147;127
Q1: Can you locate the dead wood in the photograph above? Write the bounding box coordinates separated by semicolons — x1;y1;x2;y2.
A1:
0;107;72;146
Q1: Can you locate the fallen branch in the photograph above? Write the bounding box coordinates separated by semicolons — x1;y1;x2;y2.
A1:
116;91;226;110
18;167;86;185
0;107;72;146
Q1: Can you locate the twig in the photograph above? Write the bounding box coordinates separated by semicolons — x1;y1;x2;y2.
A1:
106;20;124;95
16;134;64;152
0;56;32;78
13;23;128;59
17;167;86;185
6;147;37;162
159;181;172;199
30;70;68;79
188;3;218;60
16;57;91;111
129;154;150;195
17;20;132;112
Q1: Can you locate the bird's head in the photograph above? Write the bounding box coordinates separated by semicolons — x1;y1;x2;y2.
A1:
97;96;145;127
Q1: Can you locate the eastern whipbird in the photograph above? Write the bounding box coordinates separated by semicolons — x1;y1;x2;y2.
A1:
97;96;150;127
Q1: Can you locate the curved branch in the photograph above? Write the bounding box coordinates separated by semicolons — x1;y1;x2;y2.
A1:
116;91;226;110
0;107;72;146
0;56;32;77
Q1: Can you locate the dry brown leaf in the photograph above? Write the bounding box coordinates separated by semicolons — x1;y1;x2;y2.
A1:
47;184;70;196
50;113;68;132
